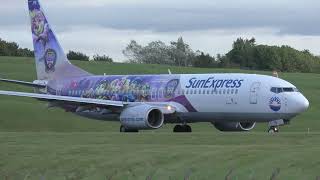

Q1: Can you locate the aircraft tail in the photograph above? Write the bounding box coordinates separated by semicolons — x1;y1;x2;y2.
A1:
28;0;91;80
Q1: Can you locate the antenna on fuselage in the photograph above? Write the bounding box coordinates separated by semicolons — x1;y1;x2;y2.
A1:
168;69;172;74
272;70;279;78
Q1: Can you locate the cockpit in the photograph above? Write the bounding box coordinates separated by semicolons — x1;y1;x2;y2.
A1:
270;87;299;94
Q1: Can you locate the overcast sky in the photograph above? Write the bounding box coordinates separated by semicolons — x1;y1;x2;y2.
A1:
0;0;320;61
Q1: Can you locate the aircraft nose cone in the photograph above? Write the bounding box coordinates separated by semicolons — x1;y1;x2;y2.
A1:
303;97;309;111
299;96;309;113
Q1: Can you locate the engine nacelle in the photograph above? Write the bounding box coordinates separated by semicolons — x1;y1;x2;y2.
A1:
212;122;256;132
120;104;164;130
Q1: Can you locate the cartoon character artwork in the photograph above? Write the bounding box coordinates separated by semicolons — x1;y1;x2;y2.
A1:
44;49;57;72
29;0;57;73
269;97;281;112
130;78;151;102
165;79;179;98
93;80;110;99
88;77;153;102
30;8;49;55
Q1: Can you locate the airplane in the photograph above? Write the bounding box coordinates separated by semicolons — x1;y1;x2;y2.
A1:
0;0;309;133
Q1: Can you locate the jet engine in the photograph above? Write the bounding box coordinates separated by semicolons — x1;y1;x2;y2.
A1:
212;122;256;132
120;104;164;130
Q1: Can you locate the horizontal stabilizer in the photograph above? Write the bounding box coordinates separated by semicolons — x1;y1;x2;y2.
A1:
0;78;46;88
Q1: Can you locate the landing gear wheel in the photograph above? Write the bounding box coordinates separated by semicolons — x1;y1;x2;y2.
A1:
268;126;279;133
120;125;139;133
173;125;182;132
185;125;192;132
173;125;192;133
120;125;126;132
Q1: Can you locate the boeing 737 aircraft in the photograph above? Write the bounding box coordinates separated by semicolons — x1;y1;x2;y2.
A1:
0;0;309;133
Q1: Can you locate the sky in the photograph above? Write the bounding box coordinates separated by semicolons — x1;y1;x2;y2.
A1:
0;0;320;61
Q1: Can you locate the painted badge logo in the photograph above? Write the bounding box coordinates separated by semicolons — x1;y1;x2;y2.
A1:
165;79;179;98
44;49;57;72
269;97;281;112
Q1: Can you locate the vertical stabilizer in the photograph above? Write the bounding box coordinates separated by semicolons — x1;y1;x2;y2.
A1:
28;0;90;80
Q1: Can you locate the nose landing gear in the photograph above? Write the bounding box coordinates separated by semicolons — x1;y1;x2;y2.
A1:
267;119;285;133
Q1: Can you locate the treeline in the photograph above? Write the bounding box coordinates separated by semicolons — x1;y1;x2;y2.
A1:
0;38;113;62
123;37;320;73
1;37;319;73
0;38;34;57
222;38;320;73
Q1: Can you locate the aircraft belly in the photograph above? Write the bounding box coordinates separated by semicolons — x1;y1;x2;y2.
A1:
75;112;119;121
178;112;298;123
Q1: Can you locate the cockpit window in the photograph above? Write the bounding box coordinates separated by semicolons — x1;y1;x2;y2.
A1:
270;87;277;93
283;88;294;92
271;87;298;93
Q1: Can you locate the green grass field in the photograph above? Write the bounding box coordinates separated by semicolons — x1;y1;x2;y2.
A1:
0;56;320;179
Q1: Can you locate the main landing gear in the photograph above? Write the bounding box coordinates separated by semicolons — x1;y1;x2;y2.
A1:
173;125;192;133
120;125;139;133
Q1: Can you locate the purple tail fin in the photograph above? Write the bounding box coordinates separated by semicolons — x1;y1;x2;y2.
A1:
28;0;91;80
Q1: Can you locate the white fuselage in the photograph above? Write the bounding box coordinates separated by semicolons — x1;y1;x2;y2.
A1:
52;73;309;124
178;74;309;123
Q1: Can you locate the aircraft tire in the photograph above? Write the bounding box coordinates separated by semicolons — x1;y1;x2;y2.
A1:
173;125;183;132
120;125;139;133
173;125;192;133
185;125;192;132
268;126;279;133
120;125;127;132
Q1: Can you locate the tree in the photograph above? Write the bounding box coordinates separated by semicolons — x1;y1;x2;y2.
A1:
122;40;143;63
67;51;89;61
193;51;217;68
169;37;195;66
123;38;196;66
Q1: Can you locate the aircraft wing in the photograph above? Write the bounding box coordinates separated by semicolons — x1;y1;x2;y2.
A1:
0;90;124;107
0;90;181;114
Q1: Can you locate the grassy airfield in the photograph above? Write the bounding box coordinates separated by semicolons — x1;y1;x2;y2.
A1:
0;56;320;179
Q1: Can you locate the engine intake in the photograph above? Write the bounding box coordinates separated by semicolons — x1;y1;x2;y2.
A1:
212;122;256;132
120;105;164;130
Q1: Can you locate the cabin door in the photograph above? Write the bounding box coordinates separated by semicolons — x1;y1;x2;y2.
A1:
249;82;261;104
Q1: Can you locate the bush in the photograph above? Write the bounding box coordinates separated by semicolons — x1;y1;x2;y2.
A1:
67;51;89;61
93;54;113;63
